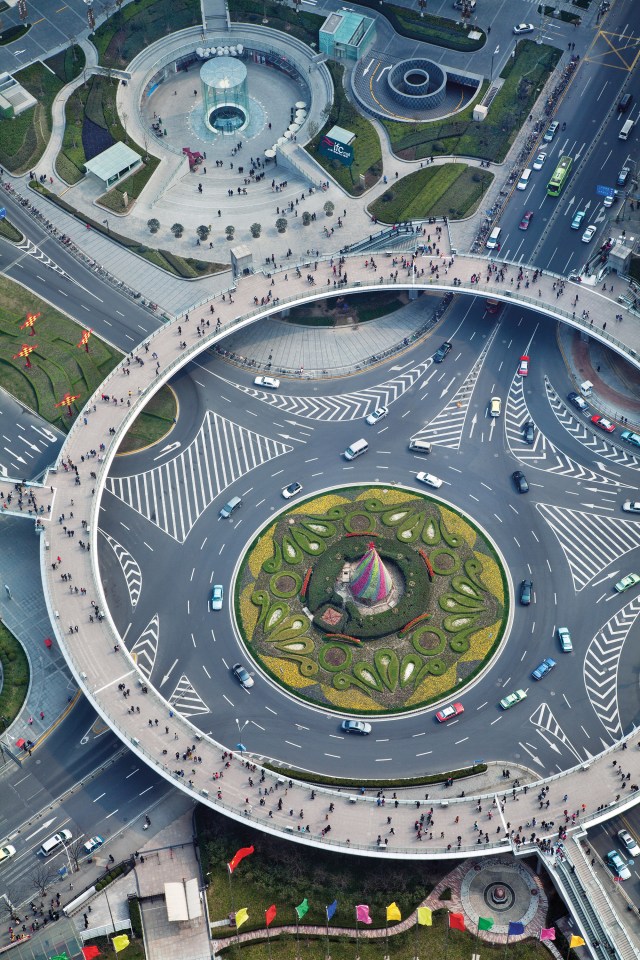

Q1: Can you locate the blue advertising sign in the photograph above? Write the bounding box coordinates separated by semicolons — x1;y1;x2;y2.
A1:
319;134;354;167
596;184;615;196
0;208;6;219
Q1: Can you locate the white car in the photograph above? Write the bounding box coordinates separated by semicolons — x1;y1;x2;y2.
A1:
416;472;443;489
282;481;303;499
254;376;280;389
210;584;224;611
618;830;640;858
0;844;16;864
83;836;104;854
490;396;501;417
532;153;547;170
581;225;597;243
365;406;388;425
622;501;640;514
513;22;534;34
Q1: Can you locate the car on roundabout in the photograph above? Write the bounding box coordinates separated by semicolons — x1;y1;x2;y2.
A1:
513;22;534;34
520;579;533;605
622;501;640;514
341;719;372;735
282;481;303;499
618;829;640;858
615;573;640;594
591;415;615;433
532;657;556;680
232;663;254;688
436;702;464;723
254;376;280;389
606;849;631;880
557;627;573;652
500;689;527;710
365;406;388;426
512;471;529;493
581;225;597;243
416;472;443;489
210;584;224;611
84;836;104;853
532;153;547;170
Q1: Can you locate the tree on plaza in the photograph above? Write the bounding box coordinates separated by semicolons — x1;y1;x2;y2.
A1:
250;223;261;238
147;218;160;234
171;223;184;238
275;217;288;233
302;211;311;226
225;225;235;240
197;225;210;242
323;200;335;217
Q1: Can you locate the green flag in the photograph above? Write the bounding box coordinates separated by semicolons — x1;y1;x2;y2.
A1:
296;898;309;920
478;917;494;931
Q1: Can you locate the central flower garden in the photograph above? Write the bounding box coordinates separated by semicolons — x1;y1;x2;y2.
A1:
236;487;508;714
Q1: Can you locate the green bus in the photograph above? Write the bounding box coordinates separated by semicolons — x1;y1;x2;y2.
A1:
547;155;573;196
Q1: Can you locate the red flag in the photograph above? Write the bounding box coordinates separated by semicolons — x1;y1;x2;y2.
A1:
265;904;277;927
228;845;255;873
82;948;101;960
449;913;465;931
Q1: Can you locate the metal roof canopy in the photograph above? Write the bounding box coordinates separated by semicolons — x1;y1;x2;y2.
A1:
164;878;202;921
84;142;142;187
326;124;355;145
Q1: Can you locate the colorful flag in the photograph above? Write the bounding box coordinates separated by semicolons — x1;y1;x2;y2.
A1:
478;917;494;931
326;900;338;921
235;908;249;929
386;903;401;922
82;949;101;960
296;898;309;920
265;905;277;927
112;935;130;953
540;928;556;941
356;904;372;925
449;913;465;931
508;922;525;936
417;907;432;926
569;936;585;949
228;845;254;873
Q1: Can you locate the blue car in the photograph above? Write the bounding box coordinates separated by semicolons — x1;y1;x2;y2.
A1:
532;657;557;680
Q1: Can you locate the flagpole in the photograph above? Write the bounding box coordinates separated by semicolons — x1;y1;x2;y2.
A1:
296;914;300;960
504;932;510;960
355;916;359;960
385;919;389;960
444;917;450;960
265;912;272;960
326;910;330;960
414;915;419;960
226;866;236;917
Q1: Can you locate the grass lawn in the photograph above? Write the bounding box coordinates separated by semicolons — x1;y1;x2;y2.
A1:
229;0;323;48
84;933;144;960
368;163;494;223
93;0;201;69
286;291;407;326
351;0;484;51
383;40;562;163
0;621;29;726
0;274;121;431
0;46;85;173
119;385;177;454
307;62;382;196
0;218;23;242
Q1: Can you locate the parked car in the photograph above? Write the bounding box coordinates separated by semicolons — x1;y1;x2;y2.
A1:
532;153;547;170
622;501;640;514
512;471;529;493
557;627;573;652
571;210;586;230
434;341;452;363
581;225;597;243
436;702;464;723
520;579;533;605
519;211;534;231
606;849;631;880
341;719;371;735
365;406;388;425
500;689;527;710
603;191;620;208
416;472;443;489
591;415;615;433
618;830;640;857
615;573;640;594
617;167;630;186
567;391;589;413
84;836;104;854
532;657;557;680
543;121;559;142
282;481;303;499
210;584;224;610
232;663;254;688
254;376;280;389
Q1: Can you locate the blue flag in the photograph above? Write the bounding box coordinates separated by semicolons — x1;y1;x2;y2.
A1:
509;922;525;936
326;900;338;921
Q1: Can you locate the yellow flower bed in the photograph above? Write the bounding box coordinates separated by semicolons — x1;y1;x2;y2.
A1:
459;619;502;663
239;584;259;636
263;655;316;688
438;505;477;548
355;487;420;506
404;662;458;707
321;683;380;711
289;494;348;516
474;550;504;604
248;523;277;577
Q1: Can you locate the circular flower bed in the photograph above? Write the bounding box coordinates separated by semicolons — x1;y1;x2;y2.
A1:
236;487;507;714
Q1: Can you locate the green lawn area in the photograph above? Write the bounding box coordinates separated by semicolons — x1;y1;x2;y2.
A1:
368;163;494;223
93;0;202;68
120;386;177;454
0;621;29;727
307;62;382;195
0;46;85;173
352;0;484;51
287;291;407;326
0;218;23;242
382;40;562;163
229;0;323;48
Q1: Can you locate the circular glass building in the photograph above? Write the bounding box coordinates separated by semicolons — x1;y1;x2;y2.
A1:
200;57;249;134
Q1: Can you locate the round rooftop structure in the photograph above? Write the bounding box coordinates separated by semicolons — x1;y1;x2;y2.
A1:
388;58;446;110
200;55;249;134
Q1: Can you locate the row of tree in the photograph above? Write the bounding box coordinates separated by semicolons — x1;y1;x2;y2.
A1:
146;202;335;241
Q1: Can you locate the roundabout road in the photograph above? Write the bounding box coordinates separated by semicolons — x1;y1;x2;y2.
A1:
38;253;640;858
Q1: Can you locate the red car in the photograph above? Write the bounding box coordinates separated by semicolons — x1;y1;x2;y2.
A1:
518;355;530;376
591;415;615;433
519;210;534;230
436;702;464;723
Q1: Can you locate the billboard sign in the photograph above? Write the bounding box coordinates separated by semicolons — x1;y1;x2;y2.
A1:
319;134;354;167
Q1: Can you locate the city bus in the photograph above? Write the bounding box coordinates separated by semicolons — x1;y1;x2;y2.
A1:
547;155;573;196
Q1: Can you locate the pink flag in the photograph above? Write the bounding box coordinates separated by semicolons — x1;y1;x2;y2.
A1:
540;928;556;941
356;904;372;925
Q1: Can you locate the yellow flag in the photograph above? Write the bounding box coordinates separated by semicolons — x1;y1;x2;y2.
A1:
417;907;432;926
569;936;585;949
235;908;249;929
113;935;130;953
386;902;401;922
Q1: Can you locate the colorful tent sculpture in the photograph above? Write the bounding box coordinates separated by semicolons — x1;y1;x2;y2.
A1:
350;542;392;603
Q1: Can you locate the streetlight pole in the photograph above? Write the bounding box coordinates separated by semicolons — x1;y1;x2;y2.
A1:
103;218;110;235
490;44;500;81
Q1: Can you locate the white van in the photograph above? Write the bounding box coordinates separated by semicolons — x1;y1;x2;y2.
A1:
486;227;502;250
517;168;532;190
40;829;72;856
409;439;432;453
344;438;368;460
619;118;634;141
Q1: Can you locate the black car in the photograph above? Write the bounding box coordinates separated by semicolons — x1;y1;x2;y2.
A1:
567;391;589;413
512;470;529;493
434;341;452;363
523;421;535;444
520;579;533;605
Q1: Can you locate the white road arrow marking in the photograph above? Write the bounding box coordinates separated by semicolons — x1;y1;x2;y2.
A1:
469;413;478;438
362;58;374;76
518;741;544;767
3;448;26;464
439;377;455;398
24;818;57;841
31;425;57;441
376;65;391;81
153;441;181;461
160;658;178;686
591;570;620;586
